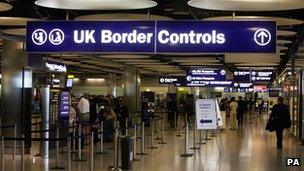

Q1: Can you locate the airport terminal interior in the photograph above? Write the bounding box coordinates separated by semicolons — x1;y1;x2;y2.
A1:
0;0;304;171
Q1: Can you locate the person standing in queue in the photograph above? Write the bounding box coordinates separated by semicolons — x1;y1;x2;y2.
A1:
115;97;129;135
229;97;238;130
77;93;90;143
167;97;175;127
237;96;246;127
77;93;90;122
219;98;227;130
268;96;291;149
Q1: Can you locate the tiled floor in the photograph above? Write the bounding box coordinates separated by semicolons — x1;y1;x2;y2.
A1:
2;114;304;171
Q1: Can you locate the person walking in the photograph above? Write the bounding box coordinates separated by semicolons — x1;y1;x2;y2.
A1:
267;96;291;149
229;97;238;130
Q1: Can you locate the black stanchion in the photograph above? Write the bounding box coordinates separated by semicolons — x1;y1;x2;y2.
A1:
90;131;94;171
1;137;4;171
13;124;17;160
132;124;140;161
180;123;193;157
67;137;72;171
21;134;25;171
50;127;65;169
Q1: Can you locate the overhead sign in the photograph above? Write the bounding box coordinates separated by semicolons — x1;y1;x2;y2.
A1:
251;70;274;82
187;69;226;81
233;70;251;82
159;77;185;84
196;99;218;130
234;70;274;82
26;21;276;53
187;81;233;87
46;61;67;72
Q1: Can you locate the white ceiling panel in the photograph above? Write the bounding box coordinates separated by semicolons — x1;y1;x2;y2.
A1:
35;0;157;10
225;53;280;63
188;0;304;11
203;16;304;26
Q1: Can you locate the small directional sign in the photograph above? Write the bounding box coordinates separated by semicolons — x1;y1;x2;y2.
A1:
254;29;272;46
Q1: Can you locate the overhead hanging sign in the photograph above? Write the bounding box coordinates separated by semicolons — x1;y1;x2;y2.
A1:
251;70;274;82
196;99;219;130
234;70;275;82
26;21;276;53
159;77;185;84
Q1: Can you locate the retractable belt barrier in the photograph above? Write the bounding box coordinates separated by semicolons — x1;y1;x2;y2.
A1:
0;115;170;171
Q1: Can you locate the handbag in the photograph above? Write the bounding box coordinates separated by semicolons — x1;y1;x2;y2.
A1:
265;116;277;132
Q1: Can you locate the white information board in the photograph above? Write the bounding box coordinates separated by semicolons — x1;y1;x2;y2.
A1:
196;99;218;130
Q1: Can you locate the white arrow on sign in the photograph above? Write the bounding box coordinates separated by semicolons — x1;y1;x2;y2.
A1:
254;29;271;46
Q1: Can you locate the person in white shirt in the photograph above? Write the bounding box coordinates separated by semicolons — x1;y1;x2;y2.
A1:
229;97;238;130
77;93;90;122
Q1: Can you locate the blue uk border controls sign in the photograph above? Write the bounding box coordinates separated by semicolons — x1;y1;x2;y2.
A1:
26;20;276;53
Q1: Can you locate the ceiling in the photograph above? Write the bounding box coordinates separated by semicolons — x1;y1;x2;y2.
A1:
0;0;303;80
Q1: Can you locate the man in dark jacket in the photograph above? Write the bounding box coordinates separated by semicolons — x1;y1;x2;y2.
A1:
269;96;291;149
237;96;246;127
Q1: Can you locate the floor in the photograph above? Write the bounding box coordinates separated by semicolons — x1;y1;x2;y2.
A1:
2;113;304;171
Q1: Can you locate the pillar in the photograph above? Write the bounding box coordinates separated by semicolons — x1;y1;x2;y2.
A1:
168;85;178;94
124;67;140;115
107;73;117;97
1;40;32;153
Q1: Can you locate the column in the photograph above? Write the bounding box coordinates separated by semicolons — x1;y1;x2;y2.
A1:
168;85;178;94
1;40;32;153
124;67;140;115
107;73;117;97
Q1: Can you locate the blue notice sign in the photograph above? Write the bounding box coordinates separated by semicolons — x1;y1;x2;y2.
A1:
187;69;227;81
26;21;276;53
156;21;276;53
27;21;155;53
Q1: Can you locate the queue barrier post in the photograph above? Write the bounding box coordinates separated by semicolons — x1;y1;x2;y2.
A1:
109;127;121;171
96;121;107;155
67;137;72;171
147;117;157;149
90;131;94;171
158;114;167;145
50;127;65;170
132;124;140;161
73;123;86;162
13;124;17;160
155;117;161;140
72;121;76;153
21;134;25;171
180;123;193;157
205;130;211;141
190;121;200;150
1;137;4;171
137;122;147;155
125;118;128;136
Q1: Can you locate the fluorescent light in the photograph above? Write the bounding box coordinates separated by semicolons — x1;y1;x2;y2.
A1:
87;78;105;82
73;78;80;81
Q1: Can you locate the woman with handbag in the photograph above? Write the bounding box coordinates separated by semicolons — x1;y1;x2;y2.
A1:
266;96;291;149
